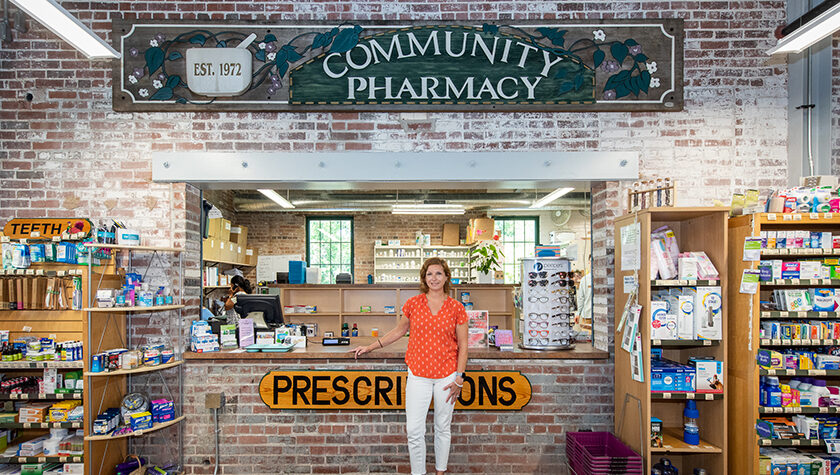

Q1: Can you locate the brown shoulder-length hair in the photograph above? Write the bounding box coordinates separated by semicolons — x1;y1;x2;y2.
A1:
419;257;452;294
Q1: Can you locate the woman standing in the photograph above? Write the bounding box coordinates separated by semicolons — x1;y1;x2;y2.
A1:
352;257;469;475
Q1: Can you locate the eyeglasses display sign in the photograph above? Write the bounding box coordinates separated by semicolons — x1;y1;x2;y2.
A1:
521;257;575;350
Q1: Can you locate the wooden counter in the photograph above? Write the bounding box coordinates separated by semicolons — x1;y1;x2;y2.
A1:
184;337;609;360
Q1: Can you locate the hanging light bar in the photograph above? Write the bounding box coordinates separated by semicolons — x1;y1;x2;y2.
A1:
391;204;466;215
258;189;295;209
10;0;119;59
529;187;575;208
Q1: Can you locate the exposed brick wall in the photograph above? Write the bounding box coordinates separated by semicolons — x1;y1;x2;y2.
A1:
0;0;805;471
184;357;613;474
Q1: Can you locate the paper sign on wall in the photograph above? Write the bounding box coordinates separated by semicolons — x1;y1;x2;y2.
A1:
743;237;762;261
620;223;641;271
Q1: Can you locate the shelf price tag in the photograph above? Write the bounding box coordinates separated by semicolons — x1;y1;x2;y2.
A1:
786;369;795;375
794;214;802;221
791;439;800;445
825;213;834;219
783;214;793;221
761;439;771;445
810;213;820;220
704;394;713;400
813;370;827;375
662;393;671;399
686;393;695;399
821;407;829;413
767;214;777;221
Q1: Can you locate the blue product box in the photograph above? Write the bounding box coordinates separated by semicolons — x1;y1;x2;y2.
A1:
756;419;774;438
289;261;307;284
758;262;773;282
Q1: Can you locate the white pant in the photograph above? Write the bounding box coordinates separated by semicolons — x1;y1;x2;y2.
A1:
405;368;457;475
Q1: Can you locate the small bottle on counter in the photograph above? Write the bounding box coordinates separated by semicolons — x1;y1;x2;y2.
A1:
341;322;350;337
351;323;358;337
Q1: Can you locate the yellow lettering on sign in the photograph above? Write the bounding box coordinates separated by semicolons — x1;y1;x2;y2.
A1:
2;219;92;240
258;371;532;411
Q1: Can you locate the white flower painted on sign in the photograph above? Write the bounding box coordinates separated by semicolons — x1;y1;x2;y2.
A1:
149;39;159;47
258;42;266;50
152;80;163;89
593;30;606;41
138;88;149;97
128;75;138;84
646;61;658;74
650;77;660;88
267;52;276;61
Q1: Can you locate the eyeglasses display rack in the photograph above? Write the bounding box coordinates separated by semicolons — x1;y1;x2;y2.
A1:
520;257;575;350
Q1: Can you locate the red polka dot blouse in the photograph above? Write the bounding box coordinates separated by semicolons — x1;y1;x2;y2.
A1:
402;293;468;378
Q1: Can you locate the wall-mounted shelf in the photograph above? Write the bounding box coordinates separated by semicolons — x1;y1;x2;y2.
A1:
83;415;186;441
84;360;183;377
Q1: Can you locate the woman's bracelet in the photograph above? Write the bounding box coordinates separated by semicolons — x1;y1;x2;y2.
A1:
453;381;463;388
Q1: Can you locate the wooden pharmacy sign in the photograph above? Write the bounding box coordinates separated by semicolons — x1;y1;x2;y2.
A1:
258;370;532;410
113;20;683;112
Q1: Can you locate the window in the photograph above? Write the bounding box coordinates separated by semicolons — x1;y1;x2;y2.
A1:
306;217;354;284
493;217;539;284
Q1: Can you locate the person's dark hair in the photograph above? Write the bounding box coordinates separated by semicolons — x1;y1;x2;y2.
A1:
231;275;252;294
419;258;451;294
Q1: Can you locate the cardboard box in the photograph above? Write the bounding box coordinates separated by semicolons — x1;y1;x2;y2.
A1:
202;239;221;261
222;241;237;263
470;218;495;242
208;218;231;241
245;248;257;266
230;225;248;246
442;223;460;246
236;245;245;264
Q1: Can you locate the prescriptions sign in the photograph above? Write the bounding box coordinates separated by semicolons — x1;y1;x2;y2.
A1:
258;370;532;410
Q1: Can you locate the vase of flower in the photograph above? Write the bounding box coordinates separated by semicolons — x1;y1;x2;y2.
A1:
470;235;503;284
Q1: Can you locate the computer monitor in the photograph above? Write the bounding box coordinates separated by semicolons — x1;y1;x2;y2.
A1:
234;294;284;329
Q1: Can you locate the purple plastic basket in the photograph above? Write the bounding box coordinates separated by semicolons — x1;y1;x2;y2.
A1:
566;432;643;475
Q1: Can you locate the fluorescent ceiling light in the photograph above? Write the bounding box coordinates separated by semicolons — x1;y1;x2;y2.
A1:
529;187;575;208
10;0;120;59
767;1;840;55
392;204;466;215
258;189;295;209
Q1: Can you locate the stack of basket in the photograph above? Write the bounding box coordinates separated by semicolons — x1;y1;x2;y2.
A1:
566;432;643;475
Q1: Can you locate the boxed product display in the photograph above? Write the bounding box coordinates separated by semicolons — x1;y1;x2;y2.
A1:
650;301;677;340
689;357;724;393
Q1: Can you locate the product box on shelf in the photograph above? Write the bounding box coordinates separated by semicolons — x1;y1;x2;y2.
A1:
694;286;722;340
230;225;248;246
246;248;257;266
202;239;221;261
442;223;459;246
208;218;231;241
468;218;495;244
650;301;677;340
689;357;724;393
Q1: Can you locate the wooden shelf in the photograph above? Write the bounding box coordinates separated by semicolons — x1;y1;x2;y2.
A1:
760;338;840;346
651;428;723;454
0;455;83;463
651;339;719;347
84;415;185;441
758;438;824;447
761;248;840;256
83;243;181;253
84;304;184;313
341;312;397;317
759;406;840;414
761;310;839;319
651;392;723;400
0;421;82;429
0;361;83;369
84;359;183;377
616;208;728;474
755;212;840;225
203;285;229;291
204;259;254;267
0;391;82;400
651;279;720;287
764;279;840;286
760;369;840;376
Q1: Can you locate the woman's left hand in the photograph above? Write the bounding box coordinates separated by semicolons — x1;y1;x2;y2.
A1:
443;380;462;404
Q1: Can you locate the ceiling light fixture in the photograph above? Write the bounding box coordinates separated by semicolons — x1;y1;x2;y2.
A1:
529;187;575;208
767;0;840;55
9;0;119;59
258;189;295;209
391;204;466;215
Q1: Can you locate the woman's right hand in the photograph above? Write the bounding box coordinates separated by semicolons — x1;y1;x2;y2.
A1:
350;345;372;359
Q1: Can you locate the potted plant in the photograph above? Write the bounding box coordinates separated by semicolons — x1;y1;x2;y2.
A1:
469;235;504;283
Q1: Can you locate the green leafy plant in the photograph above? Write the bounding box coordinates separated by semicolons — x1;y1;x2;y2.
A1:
470;236;504;274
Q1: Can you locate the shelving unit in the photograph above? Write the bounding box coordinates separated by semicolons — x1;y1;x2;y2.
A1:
614;208;729;474
0;260;111;472
373;245;471;283
260;283;516;337
83;244;184;475
727;212;840;474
